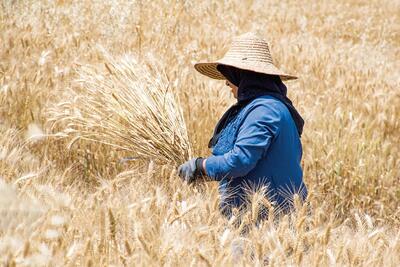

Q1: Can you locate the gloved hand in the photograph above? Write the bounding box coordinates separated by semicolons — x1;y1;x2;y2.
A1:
178;157;205;183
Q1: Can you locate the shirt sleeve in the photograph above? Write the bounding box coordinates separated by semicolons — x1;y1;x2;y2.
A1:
204;103;281;181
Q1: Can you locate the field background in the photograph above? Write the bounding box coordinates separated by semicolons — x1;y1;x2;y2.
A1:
1;0;399;266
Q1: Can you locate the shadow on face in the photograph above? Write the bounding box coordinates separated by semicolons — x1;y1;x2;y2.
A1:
225;80;238;99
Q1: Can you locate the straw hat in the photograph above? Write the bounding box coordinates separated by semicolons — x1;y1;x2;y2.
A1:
194;32;297;81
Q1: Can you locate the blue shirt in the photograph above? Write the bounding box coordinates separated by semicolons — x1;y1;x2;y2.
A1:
205;95;307;212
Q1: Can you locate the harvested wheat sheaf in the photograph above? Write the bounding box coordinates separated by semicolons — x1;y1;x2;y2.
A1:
47;49;192;165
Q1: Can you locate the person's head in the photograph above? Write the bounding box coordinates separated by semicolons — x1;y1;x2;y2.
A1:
217;64;286;102
194;33;297;87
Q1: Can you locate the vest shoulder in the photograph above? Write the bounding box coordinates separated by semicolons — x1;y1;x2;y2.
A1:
248;95;287;110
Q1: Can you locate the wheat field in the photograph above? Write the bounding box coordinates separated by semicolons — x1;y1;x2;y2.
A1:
1;0;400;266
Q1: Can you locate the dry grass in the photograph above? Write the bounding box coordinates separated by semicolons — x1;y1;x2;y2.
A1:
0;0;399;266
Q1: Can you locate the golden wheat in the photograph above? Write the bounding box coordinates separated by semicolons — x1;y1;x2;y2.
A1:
47;49;192;165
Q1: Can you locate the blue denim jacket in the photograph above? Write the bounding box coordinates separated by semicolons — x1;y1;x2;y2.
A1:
205;95;307;213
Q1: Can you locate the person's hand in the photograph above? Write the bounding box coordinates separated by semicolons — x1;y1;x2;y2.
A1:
177;157;205;183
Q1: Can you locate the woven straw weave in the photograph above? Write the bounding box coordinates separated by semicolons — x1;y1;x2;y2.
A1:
194;32;297;81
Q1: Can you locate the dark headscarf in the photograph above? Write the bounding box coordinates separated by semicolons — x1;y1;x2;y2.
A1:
208;65;304;148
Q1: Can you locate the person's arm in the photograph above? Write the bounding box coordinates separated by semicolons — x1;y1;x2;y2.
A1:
204;104;281;181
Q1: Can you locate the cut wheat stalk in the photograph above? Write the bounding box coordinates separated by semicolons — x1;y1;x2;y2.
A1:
47;48;192;165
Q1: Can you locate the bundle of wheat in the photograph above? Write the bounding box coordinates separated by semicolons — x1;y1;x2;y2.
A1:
47;49;192;165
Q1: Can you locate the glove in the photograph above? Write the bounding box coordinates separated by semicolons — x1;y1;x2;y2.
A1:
178;157;206;183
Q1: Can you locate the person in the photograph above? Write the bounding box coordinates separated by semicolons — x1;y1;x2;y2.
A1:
178;33;307;219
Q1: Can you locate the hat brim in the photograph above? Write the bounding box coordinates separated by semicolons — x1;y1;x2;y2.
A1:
194;61;298;81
